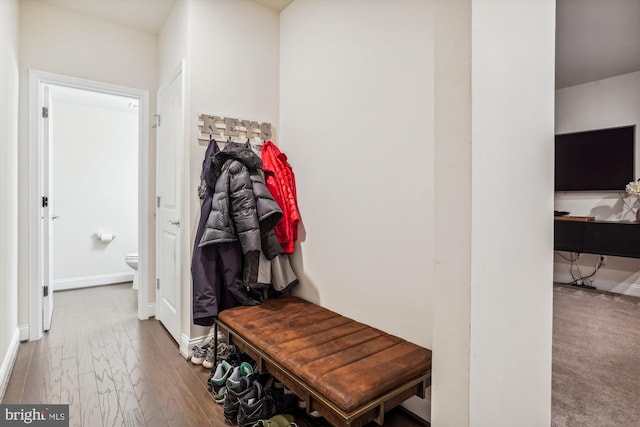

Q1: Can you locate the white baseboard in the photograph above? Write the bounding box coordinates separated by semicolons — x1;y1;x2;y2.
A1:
179;330;224;360
599;281;640;297
180;333;205;359
0;327;20;401
18;324;29;342
179;334;191;359
554;272;640;298
147;303;156;318
52;272;134;291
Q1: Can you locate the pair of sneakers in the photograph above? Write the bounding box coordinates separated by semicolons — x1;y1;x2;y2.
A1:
224;374;276;427
192;340;237;370
211;361;254;388
226;373;298;427
204;342;237;369
210;360;254;404
190;339;213;366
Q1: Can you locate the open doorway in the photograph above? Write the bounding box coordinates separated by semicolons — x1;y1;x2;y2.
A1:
49;85;139;289
28;70;151;340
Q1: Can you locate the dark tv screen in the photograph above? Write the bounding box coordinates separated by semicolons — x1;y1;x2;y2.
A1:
555;126;635;192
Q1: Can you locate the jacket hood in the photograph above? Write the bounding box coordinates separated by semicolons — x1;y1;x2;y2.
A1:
213;142;262;175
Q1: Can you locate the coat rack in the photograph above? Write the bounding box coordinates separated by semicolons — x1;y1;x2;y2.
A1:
198;114;272;142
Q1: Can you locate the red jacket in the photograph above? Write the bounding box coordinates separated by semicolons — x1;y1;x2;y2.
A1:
261;141;300;253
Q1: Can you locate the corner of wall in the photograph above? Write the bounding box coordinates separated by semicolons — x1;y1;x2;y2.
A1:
431;0;472;424
18;325;29;342
400;391;432;423
179;333;192;360
147;303;156;318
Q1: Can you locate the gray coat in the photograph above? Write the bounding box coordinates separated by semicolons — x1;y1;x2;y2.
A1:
199;142;283;261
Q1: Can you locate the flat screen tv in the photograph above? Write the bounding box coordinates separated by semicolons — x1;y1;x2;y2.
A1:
555;125;635;192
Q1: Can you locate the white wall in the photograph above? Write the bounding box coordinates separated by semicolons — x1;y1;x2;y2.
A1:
432;0;471;424
19;0;158;90
186;0;280;343
158;0;280;351
469;1;555;425
280;0;434;420
281;1;554;424
50;96;138;287
159;0;189;88
18;0;158;326
554;71;640;295
281;0;434;349
159;0;191;349
0;0;20;399
281;2;554;422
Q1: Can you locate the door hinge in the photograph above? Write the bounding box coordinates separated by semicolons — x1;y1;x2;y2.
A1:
42;107;49;118
156;196;161;208
156;278;160;290
42;196;48;208
43;285;49;297
154;114;161;128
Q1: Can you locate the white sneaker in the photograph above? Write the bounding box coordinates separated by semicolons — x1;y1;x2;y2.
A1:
190;339;212;365
202;346;217;369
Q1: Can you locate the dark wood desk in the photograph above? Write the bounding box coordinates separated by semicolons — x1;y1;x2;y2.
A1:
554;219;640;258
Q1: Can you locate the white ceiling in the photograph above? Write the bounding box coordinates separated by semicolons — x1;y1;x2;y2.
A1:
252;0;293;12
42;0;177;35
40;0;640;89
556;0;640;88
41;0;293;34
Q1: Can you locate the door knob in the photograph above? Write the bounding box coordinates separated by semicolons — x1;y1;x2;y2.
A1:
169;219;181;227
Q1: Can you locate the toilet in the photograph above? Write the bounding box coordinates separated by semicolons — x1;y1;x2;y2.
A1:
124;253;139;290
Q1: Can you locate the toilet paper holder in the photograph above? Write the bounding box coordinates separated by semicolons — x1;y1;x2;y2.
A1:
95;230;116;242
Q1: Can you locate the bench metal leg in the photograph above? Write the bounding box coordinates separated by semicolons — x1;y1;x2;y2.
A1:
212;319;219;370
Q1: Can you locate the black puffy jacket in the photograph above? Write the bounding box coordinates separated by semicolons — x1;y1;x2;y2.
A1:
199;142;283;260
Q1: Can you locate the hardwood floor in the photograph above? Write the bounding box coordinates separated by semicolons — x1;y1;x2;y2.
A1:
2;283;426;427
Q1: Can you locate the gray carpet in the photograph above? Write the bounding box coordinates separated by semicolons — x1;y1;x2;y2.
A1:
553;284;640;427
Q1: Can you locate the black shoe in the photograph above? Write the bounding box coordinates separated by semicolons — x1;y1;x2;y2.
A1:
224;375;254;425
208;360;234;392
225;350;254;367
208;355;254;392
270;385;298;414
237;380;277;427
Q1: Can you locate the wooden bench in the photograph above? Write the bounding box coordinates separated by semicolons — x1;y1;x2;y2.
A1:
215;297;432;427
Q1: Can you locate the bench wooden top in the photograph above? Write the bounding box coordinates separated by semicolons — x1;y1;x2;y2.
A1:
218;296;432;413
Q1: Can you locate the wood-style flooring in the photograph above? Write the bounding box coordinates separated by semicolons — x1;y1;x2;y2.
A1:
2;283;426;427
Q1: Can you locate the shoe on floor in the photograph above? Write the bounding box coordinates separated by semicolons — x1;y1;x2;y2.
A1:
224;376;254;425
210;360;233;386
252;414;296;427
227;361;254;388
213;386;227;404
205;343;238;369
191;338;213;365
266;380;297;414
237;380;277;427
218;342;237;360
203;346;218;369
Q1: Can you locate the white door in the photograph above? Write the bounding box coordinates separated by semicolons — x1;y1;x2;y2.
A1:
42;84;54;331
156;66;183;343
